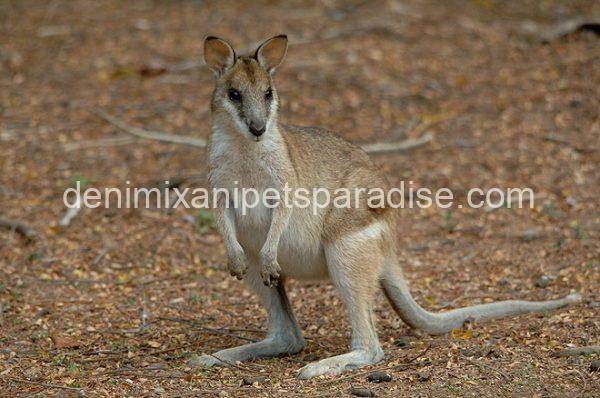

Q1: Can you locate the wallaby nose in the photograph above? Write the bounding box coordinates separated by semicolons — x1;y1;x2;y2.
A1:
249;122;266;137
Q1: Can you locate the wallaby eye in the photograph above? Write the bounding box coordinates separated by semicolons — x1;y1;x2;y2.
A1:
265;88;273;101
228;88;241;101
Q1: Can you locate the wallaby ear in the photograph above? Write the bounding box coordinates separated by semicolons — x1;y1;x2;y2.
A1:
254;35;288;73
204;36;236;76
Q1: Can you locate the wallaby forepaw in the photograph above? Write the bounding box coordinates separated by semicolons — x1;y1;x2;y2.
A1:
227;251;247;280
260;253;281;287
262;272;279;287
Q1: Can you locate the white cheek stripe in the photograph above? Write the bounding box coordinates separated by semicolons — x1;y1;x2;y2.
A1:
222;99;248;134
265;98;278;133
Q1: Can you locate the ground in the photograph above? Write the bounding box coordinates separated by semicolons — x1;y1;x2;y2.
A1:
1;0;599;397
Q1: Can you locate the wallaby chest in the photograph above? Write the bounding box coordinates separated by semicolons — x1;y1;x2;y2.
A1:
208;127;329;279
208;131;287;247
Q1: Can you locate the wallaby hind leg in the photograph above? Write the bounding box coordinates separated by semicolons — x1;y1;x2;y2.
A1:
297;231;385;379
188;263;305;367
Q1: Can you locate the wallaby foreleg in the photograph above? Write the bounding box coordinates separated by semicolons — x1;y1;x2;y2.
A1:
188;267;304;367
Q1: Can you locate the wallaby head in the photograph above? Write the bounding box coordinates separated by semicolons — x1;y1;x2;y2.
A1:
204;35;288;141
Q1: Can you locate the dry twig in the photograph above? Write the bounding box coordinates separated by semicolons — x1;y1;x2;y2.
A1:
543;135;597;153
360;131;433;154
552;345;600;358
59;196;81;227
0;216;36;240
91;108;207;148
80;344;193;364
158;316;257;342
5;376;83;392
92;109;437;154
64;136;136;151
462;357;510;381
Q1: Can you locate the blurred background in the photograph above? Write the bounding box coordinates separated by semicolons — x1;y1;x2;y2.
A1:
1;1;598;396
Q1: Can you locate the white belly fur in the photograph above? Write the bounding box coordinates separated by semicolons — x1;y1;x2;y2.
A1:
209;129;329;281
235;204;330;281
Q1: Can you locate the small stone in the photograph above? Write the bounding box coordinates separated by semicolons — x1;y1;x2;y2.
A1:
36;308;50;317
154;387;165;395
394;338;410;348
349;387;376;397
367;371;392;383
590;360;600;372
459;348;480;357
584;320;595;328
535;276;550;288
520;229;541;242
169;297;185;305
241;376;267;386
416;370;431;382
31;331;48;342
497;278;510;286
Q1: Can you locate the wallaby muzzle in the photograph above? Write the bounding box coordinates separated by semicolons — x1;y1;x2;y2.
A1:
248;121;266;137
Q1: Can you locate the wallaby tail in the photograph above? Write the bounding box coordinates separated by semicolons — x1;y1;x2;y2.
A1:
381;263;581;335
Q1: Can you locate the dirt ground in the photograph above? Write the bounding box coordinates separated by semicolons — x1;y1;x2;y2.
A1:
1;0;599;397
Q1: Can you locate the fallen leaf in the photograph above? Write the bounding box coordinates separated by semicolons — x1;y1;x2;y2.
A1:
147;341;161;348
51;334;81;349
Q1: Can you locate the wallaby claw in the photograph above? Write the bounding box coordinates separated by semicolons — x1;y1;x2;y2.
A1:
229;269;244;280
260;253;281;287
227;251;247;280
262;271;280;287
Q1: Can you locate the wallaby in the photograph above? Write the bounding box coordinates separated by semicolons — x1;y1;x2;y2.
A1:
188;34;581;379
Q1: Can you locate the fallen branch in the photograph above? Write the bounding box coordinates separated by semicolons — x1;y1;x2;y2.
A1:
360;131;433;154
5;376;83;392
0;217;36;240
64;136;136;152
91;247;110;266
157;316;257;343
552;345;600;358
543;135;597;153
59;196;81;227
92;109;437;154
91;108;207;148
239;17;421;54
80;343;193;364
463;357;510;381
520;17;600;43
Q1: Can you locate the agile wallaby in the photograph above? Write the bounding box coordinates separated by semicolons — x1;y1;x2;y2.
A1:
188;34;581;379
